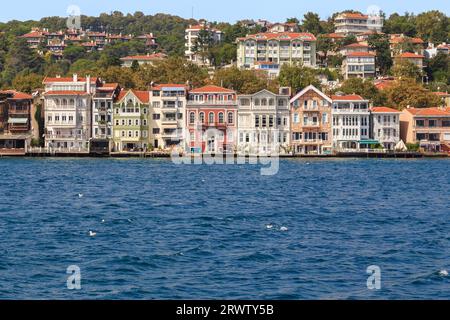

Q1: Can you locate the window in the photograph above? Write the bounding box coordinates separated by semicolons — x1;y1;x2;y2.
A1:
153;128;160;134
209;112;215;124
269;115;274;127
255;115;260;127
255;98;260;106
262;116;267;127
200;112;205;123
322;113;328;124
190;112;195;124
428;120;437;127
293;113;299;123
218;112;224;124
228;112;234;124
416;120;425;127
153;114;161;120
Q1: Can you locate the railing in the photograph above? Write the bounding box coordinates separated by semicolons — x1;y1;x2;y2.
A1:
28;146;89;153
8;109;29;115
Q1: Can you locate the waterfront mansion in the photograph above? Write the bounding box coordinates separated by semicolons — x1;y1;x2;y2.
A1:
36;74;450;155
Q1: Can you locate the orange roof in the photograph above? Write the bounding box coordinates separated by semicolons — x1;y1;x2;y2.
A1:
0;90;33;100
151;84;187;91
346;52;375;57
238;32;316;42
43;77;98;84
189;85;235;94
116;89;150;103
406;107;450;116
433;92;450;97
120;53;167;61
344;43;369;48
21;31;45;38
390;36;424;44
100;83;119;89
371;107;401;113
325;33;345;39
44;91;89;96
338;12;368;19
331;94;365;101
374;79;395;90
396;52;424;59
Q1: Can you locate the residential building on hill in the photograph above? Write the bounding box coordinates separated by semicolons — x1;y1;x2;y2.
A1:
342;52;376;79
120;53;167;67
112;89;150;152
394;52;425;69
236;32;317;69
290;85;333;155
237;89;291;155
186;85;238;154
43;75;97;151
185;22;223;66
334;12;383;36
370;107;401;150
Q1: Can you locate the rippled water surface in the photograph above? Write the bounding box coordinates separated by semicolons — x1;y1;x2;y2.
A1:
0;158;449;299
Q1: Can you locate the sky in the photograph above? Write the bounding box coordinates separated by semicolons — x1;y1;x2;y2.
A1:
0;0;449;23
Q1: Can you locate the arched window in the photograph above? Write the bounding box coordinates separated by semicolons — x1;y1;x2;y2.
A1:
269;99;275;106
55;99;60;106
218;112;224;124
189;112;195;124
255;98;260;106
228;112;234;124
69;99;75;106
261;99;267;106
62;99;67;106
209;112;215;124
199;112;205;123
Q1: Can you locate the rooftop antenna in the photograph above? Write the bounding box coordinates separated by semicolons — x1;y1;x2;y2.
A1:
192;6;194;20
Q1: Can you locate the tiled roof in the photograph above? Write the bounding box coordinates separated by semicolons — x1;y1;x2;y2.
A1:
44;91;89;96
324;33;345;39
406;107;450;116
396;52;424;58
374;80;395;90
0;90;33;100
371;107;401;113
337;13;369;19
345;52;375;57
433;92;450;97
390;36;424;44
120;53;167;61
238;32;316;42
151;84;187;90
189;85;235;94
331;94;365;101
116;89;150;103
21;31;45;38
344;43;369;48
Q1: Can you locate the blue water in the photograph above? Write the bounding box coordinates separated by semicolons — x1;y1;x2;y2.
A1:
0;158;449;300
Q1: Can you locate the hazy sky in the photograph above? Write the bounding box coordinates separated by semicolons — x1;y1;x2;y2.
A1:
0;0;449;23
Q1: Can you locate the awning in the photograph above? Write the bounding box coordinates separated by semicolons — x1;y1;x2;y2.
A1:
359;140;379;144
8;118;28;124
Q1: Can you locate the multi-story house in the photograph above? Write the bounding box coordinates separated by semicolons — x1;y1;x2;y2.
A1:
339;43;370;56
400;107;450;152
389;35;425;57
120;53;167;67
331;94;372;151
335;12;383;36
185;22;223;66
0;90;34;155
237;89;291;155
370;107;401;150
290;85;333;155
112;89;150;152
149;84;187;151
342;52;376;79
91;83;121;153
425;43;449;59
236;32;317;69
20;28;47;49
394;52;425;69
186;85;238;154
268;22;299;33
43;75;97;151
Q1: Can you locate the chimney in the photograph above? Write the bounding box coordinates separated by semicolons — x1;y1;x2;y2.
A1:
73;74;78;82
86;75;91;94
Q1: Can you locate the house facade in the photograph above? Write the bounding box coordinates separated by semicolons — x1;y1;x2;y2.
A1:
112;90;150;152
186;85;238;154
400;107;450;152
237;89;290;155
185;22;223;66
290;85;333;155
394;52;425;69
149;84;187;151
370;107;401;150
335;12;383;36
43;75;97;151
331;94;372;150
120;53;167;67
342;52;376;79
236;32;317;70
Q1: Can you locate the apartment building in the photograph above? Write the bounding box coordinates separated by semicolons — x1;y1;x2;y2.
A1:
91;83;121;153
185;22;223;66
342;52;376;79
120;53;167;67
112;89;150;152
237;89;291;155
149;84;187;151
236;32;317;69
268;23;299;33
0;90;34;155
394;52;425;69
370;107;401;150
331;94;372;151
43;75;97;151
390;35;425;57
400;107;450;152
290;85;333;155
186;85;238;154
335;12;383;36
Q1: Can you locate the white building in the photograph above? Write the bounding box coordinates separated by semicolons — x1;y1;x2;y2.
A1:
371;107;401;150
425;43;449;59
43;75;97;151
236;32;317;70
331;94;372;151
342;52;376;79
185;22;223;66
335;12;383;36
149;84;187;151
237;89;291;155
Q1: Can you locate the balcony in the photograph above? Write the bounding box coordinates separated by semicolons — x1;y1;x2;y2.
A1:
161;119;178;127
302;122;320;128
8;109;29;115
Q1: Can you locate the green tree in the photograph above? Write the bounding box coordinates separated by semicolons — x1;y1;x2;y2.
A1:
337;78;387;106
12;73;43;93
426;52;450;82
212;66;277;94
386;78;441;109
383;12;417;37
63;45;86;63
367;33;393;75
192;28;214;65
316;35;336;66
301;12;322;35
278;64;320;94
392;59;423;80
415;10;448;43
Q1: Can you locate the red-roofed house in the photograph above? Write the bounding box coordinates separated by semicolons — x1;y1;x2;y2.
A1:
335;12;383;36
187;85;238;153
390;35;425;57
120;53;167;67
0;90;34;155
400;107;450;152
236;32;317;69
268;22;300;33
185;22;223;66
342;51;376;79
370;107;401;150
394;52;425;69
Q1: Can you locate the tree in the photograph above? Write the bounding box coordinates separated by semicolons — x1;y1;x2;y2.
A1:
192;28;214;65
212;66;277;94
208;43;237;67
392;59;423;80
301;12;322;35
426;52;450;82
383;12;417;37
316;35;336;66
367;33;393;75
12;73;43;93
386;78;441;109
69;59;99;75
64;45;86;63
337;78;387;106
278;64;321;94
415;10;448;43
